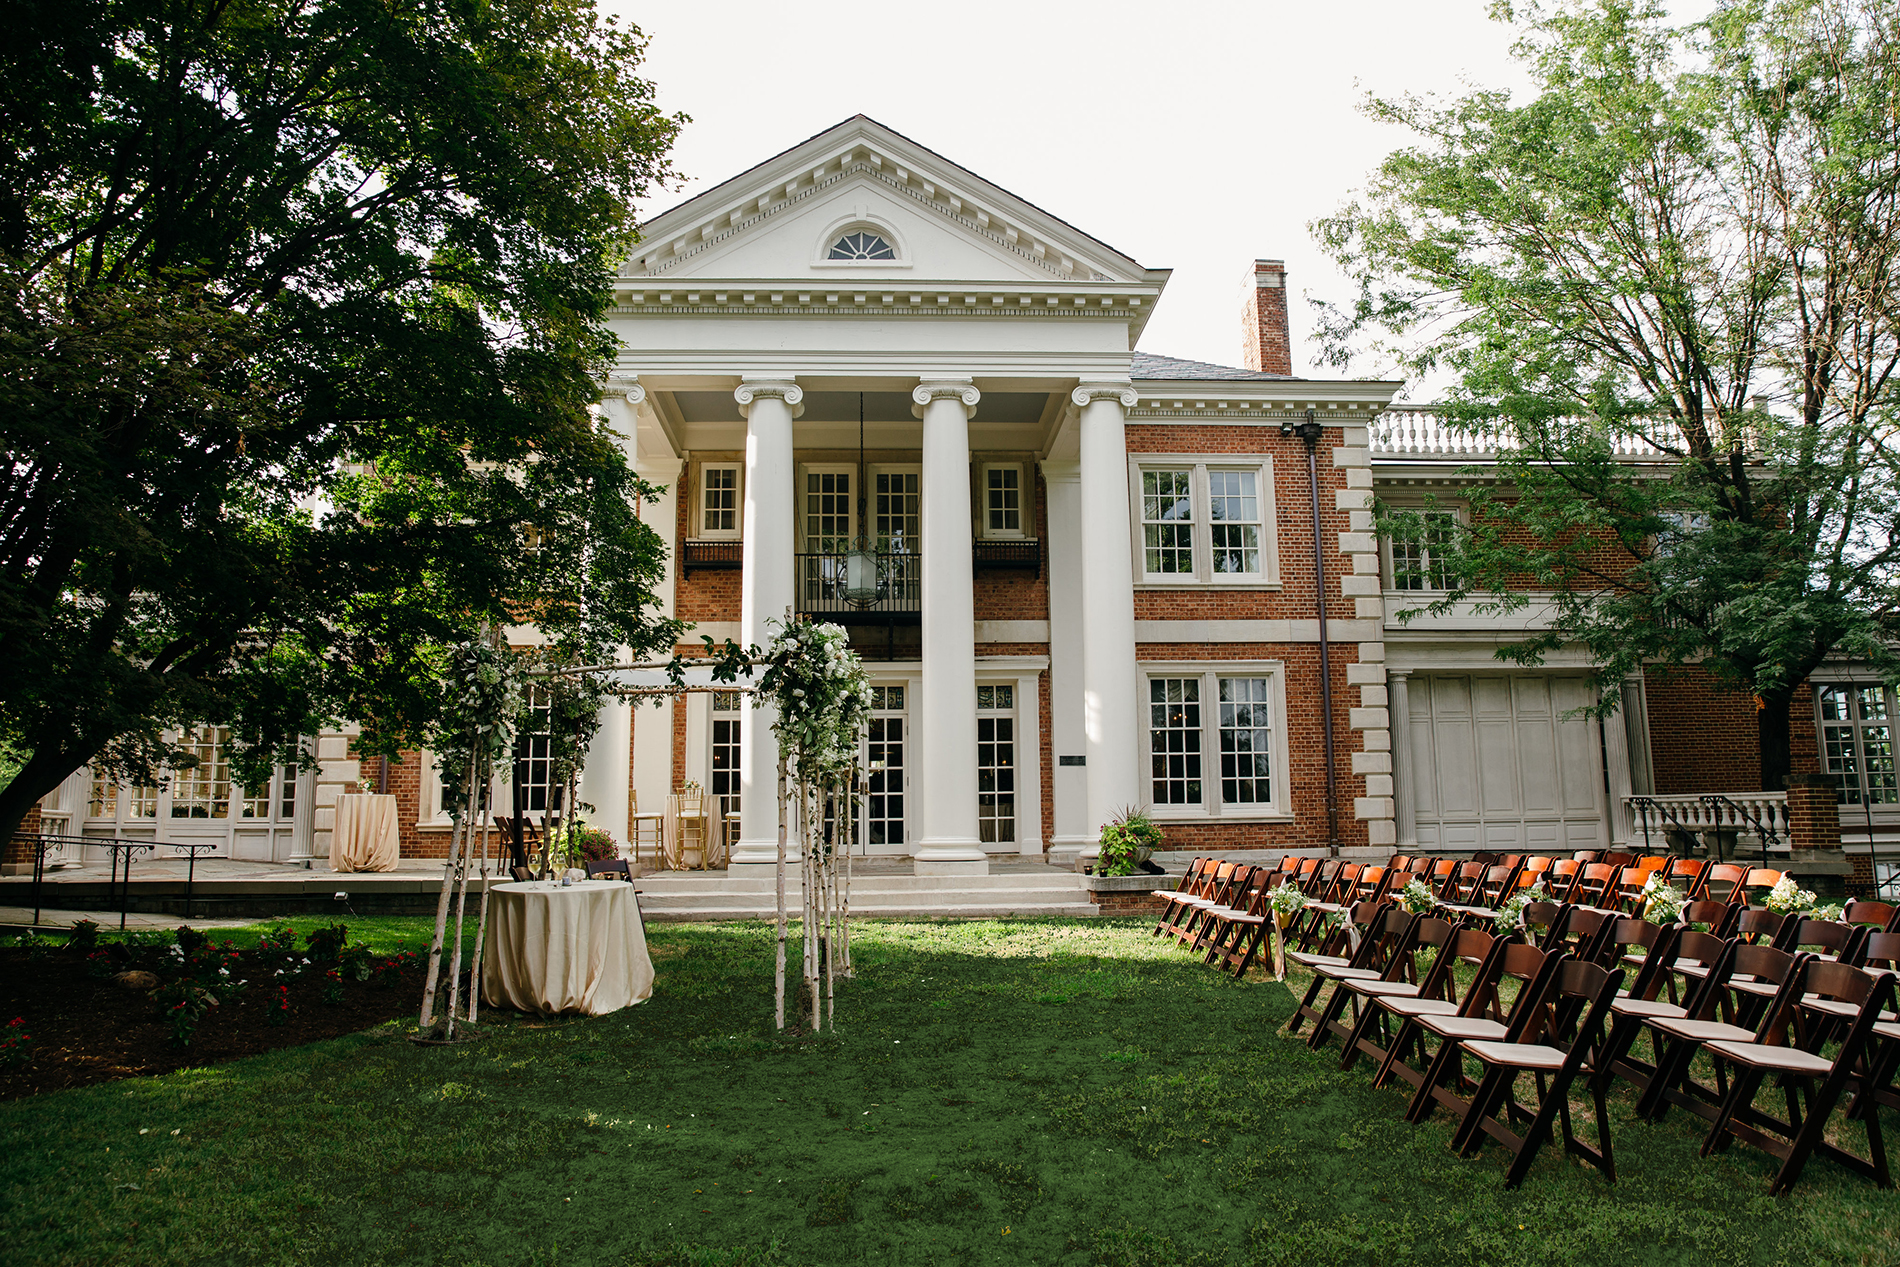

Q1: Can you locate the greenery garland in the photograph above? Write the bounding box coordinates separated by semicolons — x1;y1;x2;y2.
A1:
430;637;522;819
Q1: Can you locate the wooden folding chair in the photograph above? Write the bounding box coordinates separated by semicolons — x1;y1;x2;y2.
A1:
585;858;632;882
1201;868;1277;978
1151;857;1216;940
1593;929;1734;1100
1452;959;1626;1188
1678;898;1741;939
1738;867;1787;907
1549;906;1616;962
1439;864;1521;921
1342;924;1504;1078
1568;863;1621;911
1703;862;1750;905
1700;963;1897;1194
1544;859;1583;902
1665;857;1710;900
1287;898;1386;975
1440;862;1487;906
1286;906;1417;1039
1775;916;1863;965
1310;915;1459;1055
1637;945;1808;1124
1177;862;1246;953
1425;857;1460;896
1844;899;1899;931
1402;944;1569;1120
1519;900;1570;949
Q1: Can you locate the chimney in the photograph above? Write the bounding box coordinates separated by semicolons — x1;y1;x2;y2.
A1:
1242;259;1292;375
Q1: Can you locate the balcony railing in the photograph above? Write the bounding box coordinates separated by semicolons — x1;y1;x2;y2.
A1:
1626;792;1789;859
973;538;1040;574
795;551;922;620
681;539;743;573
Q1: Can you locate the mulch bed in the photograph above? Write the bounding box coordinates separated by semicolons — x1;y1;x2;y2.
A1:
0;947;439;1101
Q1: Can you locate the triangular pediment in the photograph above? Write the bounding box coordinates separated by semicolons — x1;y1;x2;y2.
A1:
626;116;1162;288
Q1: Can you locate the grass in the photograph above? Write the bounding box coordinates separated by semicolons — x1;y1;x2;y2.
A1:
3;917;1899;1266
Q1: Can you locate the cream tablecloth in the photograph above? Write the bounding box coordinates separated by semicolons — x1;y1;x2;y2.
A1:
330;793;400;873
481;880;654;1016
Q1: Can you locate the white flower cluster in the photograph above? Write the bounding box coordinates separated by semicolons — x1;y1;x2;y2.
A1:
1266;884;1308;916
1491;882;1550;935
759;621;873;785
1398;879;1437;914
1764;874;1819;915
1639;873;1688;924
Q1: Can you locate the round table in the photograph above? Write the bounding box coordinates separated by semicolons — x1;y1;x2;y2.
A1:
481;880;654;1016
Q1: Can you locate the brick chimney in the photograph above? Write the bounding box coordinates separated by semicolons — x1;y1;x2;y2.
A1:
1242;259;1292;375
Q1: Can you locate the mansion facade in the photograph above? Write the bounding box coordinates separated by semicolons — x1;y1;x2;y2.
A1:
26;117;1898;877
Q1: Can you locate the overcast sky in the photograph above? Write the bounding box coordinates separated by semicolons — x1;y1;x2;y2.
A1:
605;1;1582;394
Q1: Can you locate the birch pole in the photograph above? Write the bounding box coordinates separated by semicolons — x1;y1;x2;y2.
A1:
420;748;477;1028
442;748;489;1039
467;801;493;1024
774;753;788;1032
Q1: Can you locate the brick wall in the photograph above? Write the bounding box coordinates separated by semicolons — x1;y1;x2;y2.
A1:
973;468;1050;622
3;805;44;868
1645;667;1822;792
1787;773;1842;850
675;456;743;625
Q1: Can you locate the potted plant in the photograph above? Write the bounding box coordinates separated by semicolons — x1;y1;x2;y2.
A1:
1096;807;1164;877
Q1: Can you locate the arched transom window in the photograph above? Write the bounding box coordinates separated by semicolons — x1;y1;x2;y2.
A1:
828;230;896;260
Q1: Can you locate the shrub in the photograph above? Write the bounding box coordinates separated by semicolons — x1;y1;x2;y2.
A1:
1097;807;1163;878
65;920;99;955
265;984;291;1026
0;1016;31;1068
256;921;300;954
338;941;375;983
303;923;348;961
175;925;208;954
152;980;217;1048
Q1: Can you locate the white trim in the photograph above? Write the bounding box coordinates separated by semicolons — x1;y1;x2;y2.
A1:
1137;660;1292;823
976;621;1049;643
1127;454;1280;587
811;213;912;269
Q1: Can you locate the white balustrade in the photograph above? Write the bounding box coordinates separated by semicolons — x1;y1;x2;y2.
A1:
1624;792;1789;849
1371;407;1679;460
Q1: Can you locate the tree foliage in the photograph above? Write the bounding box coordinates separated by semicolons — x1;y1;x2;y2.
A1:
0;0;686;833
1316;0;1900;787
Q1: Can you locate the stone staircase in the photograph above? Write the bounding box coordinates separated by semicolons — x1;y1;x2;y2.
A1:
633;866;1097;921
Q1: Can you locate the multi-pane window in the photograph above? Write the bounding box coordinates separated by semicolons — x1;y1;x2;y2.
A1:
984;466;1023;537
1142;470;1195;575
710;691;742;836
88;776;116;820
700;465;740;537
976;685;1015;845
171;727;232;819
876;469;921;603
1146;668;1284;816
1387;509;1460;591
867;685;906;845
513;684;553;814
1218;677;1273;804
240;766;298;822
1208;471;1261;575
1149;678;1203;805
828;231;896;260
805;471;853;550
1134;460;1275;582
1819;684;1897;806
127;783;159;819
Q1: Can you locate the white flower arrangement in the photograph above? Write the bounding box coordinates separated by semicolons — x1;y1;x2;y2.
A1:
1491;882;1550;935
1398;879;1437;914
1813;901;1846;922
1640;873;1688;924
1266;885;1309;917
1764;875;1819;915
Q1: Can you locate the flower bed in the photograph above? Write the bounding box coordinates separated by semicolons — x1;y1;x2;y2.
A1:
0;927;429;1100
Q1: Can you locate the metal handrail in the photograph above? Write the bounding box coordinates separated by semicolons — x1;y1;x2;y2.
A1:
794;550;922;616
10;832;220;929
1702;794;1781;865
1627;796;1695;857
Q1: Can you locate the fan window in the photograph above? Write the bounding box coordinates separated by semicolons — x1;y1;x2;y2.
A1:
828;231;896;260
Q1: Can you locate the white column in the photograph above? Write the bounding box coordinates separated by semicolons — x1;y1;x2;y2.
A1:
911;379;987;875
596;377;663;848
1040;460;1091;862
1073;384;1141;839
1601;691;1637;847
729;378;801;873
1388;671;1417;849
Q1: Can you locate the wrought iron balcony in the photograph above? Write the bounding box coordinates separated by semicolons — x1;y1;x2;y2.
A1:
681;539;743;574
972;538;1040;574
795;550;922;622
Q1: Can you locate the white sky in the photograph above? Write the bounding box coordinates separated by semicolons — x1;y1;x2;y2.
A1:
603;1;1611;392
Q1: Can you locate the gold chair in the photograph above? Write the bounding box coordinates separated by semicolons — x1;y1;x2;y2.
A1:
667;792;710;871
628;791;665;869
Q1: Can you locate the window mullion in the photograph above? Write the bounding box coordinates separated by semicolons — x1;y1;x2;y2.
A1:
1202;671;1220;816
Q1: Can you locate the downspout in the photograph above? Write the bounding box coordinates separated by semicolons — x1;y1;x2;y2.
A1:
1284;410;1340;856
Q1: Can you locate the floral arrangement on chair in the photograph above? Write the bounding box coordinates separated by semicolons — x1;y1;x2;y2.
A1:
1762;875;1843;921
1491;882;1550;935
1263;885;1309;981
1398;879;1437;915
1639;873;1688;924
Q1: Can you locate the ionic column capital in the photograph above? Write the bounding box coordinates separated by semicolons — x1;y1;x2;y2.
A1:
734;378;804;418
1038;458;1080;485
1071;381;1138;409
601;374;647;406
912;377;981;417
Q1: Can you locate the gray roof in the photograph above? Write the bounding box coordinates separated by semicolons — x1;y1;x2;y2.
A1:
1130;351;1298;382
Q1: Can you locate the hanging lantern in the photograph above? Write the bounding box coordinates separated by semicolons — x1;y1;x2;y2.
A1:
844;544;882;605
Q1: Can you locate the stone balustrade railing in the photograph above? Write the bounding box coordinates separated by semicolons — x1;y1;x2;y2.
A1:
1371;407;1680;459
1625;792;1790;849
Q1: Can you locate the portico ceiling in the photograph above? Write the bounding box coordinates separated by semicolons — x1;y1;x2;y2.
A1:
668;389;1050;426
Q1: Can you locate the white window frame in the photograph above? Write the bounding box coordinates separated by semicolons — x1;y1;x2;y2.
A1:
1380;501;1466;592
697;462;743;540
416;752;507;828
1127;456;1279;587
1138;661;1291;822
799;463;859;550
809;217;912;269
979;461;1028;540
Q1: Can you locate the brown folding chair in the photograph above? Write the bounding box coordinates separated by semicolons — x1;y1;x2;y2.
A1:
1425;857;1460;896
1665;857;1710;899
1403;944;1569;1122
1311;915;1461;1055
1341;924;1504;1078
1700;963;1896;1194
1440;864;1522;921
1287;898;1386;975
1544;859;1583;902
1452;959;1626;1188
509;866;533;883
1593;929;1735;1099
1738;867;1787;907
1843;898;1898;930
1569;863;1621;910
1201;869;1275;978
1180;863;1249;953
585;859;631;882
1774;916;1863;965
1679;898;1741;939
1286;905;1418;1039
1151;857;1215;939
1637;945;1808;1124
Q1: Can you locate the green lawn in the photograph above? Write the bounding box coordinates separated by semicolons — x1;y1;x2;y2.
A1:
3;917;1898;1266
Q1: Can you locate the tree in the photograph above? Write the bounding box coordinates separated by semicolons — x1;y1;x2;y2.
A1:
0;0;687;836
1315;0;1900;789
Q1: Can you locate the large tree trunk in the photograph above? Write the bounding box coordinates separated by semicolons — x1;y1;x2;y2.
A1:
1758;686;1794;793
0;749;86;844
